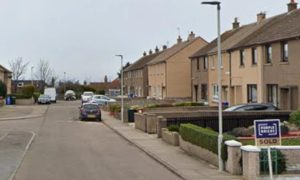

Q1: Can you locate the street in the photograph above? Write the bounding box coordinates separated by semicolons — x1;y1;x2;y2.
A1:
0;101;181;180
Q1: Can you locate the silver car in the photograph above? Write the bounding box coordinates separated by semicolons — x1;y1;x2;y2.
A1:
38;94;51;104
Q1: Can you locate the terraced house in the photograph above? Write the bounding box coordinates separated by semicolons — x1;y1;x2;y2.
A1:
147;32;207;99
123;48;161;97
191;0;300;110
0;65;12;94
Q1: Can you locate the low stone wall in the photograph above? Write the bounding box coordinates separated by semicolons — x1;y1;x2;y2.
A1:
272;146;300;172
179;136;218;167
16;98;34;105
134;113;146;132
144;106;217;113
161;128;179;146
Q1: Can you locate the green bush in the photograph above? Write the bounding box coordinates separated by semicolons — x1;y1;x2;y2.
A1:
260;149;286;174
33;92;41;102
179;124;236;161
22;85;35;97
96;89;105;95
167;125;179;132
0;80;7;98
289;110;300;127
173;102;204;107
12;93;32;99
109;104;121;112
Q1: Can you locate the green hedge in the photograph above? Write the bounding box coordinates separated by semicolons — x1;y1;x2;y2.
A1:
167;124;179;132
289;110;300;128
10;93;32;99
173;102;204;107
179;123;236;161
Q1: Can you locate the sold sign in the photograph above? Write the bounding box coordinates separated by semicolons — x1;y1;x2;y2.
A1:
254;119;281;146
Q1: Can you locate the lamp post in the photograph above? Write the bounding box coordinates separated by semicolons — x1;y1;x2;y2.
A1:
116;55;124;123
202;1;223;171
31;66;34;86
64;72;66;93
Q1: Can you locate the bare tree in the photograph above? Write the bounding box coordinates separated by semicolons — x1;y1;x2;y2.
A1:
9;57;29;81
35;59;53;85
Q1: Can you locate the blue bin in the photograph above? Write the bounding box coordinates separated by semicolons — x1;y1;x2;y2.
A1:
6;96;11;105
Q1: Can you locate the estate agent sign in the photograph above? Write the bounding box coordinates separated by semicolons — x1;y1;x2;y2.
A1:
254;119;281;146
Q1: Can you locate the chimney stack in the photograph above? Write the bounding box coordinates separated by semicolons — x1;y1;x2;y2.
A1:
143;51;147;56
232;17;240;29
155;46;159;53
177;35;182;44
162;45;167;50
288;0;298;12
187;31;196;41
257;12;266;23
149;49;153;55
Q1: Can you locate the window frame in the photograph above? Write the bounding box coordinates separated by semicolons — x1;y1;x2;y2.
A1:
247;84;257;103
265;44;272;64
252;47;257;65
240;49;245;66
203;56;208;70
196;58;200;70
281;41;288;62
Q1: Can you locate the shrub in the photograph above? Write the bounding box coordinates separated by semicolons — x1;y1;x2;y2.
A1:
109;104;121;112
289;110;300;128
83;86;96;92
260;149;286;174
174;102;204;107
0;80;7;98
13;93;32;99
167;125;179;132
33;92;41;102
179;123;236;161
96;89;105;95
22;85;35;97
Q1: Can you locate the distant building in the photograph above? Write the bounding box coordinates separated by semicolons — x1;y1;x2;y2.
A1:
12;80;46;93
89;78;120;96
0;65;12;94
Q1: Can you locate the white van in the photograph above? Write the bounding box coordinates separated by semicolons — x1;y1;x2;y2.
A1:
44;88;57;103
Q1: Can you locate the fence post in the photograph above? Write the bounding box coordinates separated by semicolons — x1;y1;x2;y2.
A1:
225;140;242;175
241;145;261;180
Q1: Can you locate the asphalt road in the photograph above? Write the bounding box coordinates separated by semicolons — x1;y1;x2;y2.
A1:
12;101;181;180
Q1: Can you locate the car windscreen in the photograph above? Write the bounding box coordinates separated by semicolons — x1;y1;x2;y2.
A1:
83;104;98;110
84;92;93;96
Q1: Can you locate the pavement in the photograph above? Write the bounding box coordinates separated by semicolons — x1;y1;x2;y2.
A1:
0;105;48;121
101;111;242;180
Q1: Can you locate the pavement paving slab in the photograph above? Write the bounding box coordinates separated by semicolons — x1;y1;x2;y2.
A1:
102;111;242;180
0;131;35;180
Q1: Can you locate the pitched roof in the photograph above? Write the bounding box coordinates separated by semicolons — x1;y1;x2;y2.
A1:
0;64;12;73
124;52;161;72
233;9;300;48
147;37;205;65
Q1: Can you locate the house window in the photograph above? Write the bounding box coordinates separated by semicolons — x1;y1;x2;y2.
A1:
252;47;257;65
267;84;278;107
196;58;200;70
213;84;219;101
201;84;207;100
281;42;288;62
194;85;198;102
203;56;208;70
265;44;272;63
247;84;257;103
240;49;245;66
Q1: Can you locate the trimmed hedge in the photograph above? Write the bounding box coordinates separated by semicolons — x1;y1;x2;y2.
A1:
173;102;204;107
289;110;300;128
167;124;179;132
179;123;236;161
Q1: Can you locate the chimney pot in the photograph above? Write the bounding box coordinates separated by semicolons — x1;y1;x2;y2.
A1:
155;46;159;53
149;49;153;55
232;17;240;29
257;12;266;23
187;31;196;40
143;51;147;56
288;0;298;12
162;45;167;50
177;35;182;44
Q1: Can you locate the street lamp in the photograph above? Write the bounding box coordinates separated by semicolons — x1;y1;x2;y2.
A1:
64;72;66;92
202;1;223;171
116;55;124;123
31;66;34;86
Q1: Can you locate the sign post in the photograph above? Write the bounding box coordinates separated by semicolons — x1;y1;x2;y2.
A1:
254;119;281;180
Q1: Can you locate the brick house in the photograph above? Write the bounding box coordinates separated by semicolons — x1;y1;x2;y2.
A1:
0;65;12;94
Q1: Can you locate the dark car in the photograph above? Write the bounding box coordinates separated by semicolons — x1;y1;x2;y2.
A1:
79;103;101;121
224;103;279;112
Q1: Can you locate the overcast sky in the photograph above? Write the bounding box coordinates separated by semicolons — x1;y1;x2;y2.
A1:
0;0;290;83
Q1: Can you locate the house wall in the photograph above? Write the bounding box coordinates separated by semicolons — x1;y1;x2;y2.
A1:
230;46;263;105
263;39;300;110
191;56;208;102
166;39;207;99
124;69;144;97
0;68;12;94
207;53;231;106
148;63;166;99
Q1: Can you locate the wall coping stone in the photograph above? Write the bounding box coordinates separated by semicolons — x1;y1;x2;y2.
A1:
241;145;261;152
225;140;242;147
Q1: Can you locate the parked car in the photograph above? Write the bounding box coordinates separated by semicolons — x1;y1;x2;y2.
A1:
81;91;94;103
37;94;51;104
79;103;101;121
44;87;57;103
90;95;116;105
224;103;279;112
64;90;76;101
